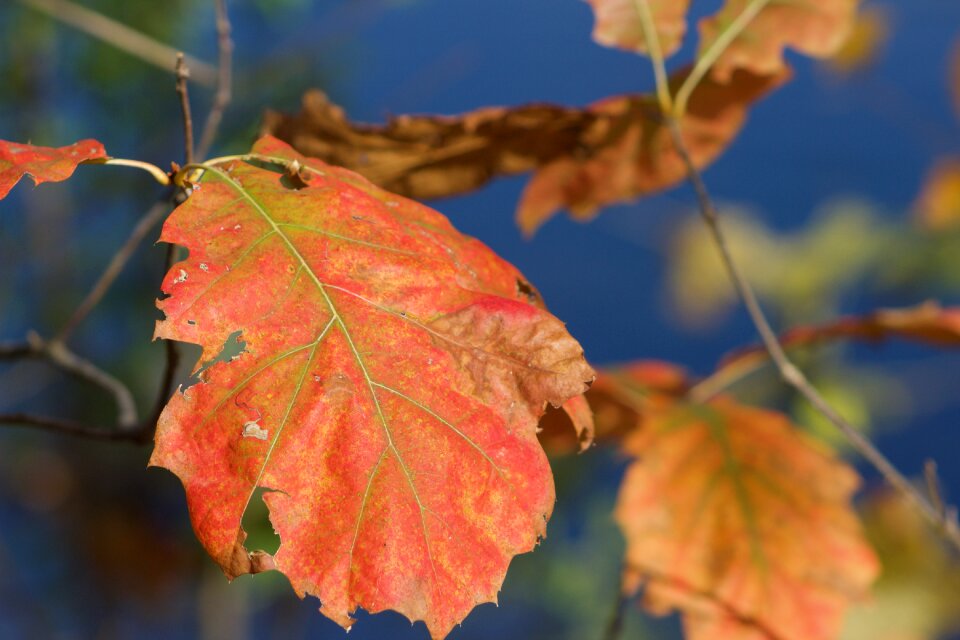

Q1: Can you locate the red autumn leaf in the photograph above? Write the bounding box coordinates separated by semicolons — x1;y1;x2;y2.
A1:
585;0;692;58
0;139;106;199
700;0;857;82
149;136;594;638
517;66;788;234
720;301;960;377
614;391;878;640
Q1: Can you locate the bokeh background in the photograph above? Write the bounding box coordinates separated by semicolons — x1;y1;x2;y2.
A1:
1;0;960;638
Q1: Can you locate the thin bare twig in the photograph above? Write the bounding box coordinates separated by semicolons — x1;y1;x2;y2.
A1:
56;201;170;343
0;413;150;442
664;116;960;552
15;0;217;85
1;332;138;428
601;568;630;640
196;0;234;161
175;53;195;165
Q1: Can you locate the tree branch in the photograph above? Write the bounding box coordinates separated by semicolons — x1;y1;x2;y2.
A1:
15;0;217;85
664;116;960;552
56;201;171;343
1;332;138;429
0;413;150;442
175;53;195;165
196;0;234;161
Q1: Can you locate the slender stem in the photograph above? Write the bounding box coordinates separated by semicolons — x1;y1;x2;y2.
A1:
665;116;960;552
0;413;150;442
15;0;217;85
196;0;234;161
687;356;766;403
601;568;630;640
56;201;170;343
3;332;138;429
175;53;195;165
673;0;770;118
95;158;171;185
630;0;673;113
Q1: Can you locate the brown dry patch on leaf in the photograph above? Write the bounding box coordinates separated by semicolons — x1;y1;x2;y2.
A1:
616;396;878;640
539;361;688;454
700;0;857;82
262;90;595;200
913;157;960;231
517;66;789;234
585;0;691;57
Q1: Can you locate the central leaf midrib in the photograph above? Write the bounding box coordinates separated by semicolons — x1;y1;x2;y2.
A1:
207;166;440;589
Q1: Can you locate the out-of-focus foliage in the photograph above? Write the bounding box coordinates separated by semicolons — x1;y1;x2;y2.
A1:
842;491;960;640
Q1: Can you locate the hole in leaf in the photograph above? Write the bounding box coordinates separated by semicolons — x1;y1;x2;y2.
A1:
182;330;247;389
241;487;281;555
516;278;542;305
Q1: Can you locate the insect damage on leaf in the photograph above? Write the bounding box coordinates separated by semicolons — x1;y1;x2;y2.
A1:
0;139;107;199
149;136;594;639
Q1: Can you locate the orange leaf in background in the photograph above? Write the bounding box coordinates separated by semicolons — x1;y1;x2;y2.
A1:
585;0;691;58
616;396;878;640
150;136;594;638
720;301;960;378
517;66;788;234
261;91;595;200
700;0;857;82
913;158;960;230
0;139;106;199
824;6;889;75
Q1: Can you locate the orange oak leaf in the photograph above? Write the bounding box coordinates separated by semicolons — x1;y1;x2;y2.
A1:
615;395;879;640
0;139;106;199
913;157;960;230
149;136;594;638
720;301;960;378
585;0;691;58
700;0;857;82
261;91;595;201
517;66;788;234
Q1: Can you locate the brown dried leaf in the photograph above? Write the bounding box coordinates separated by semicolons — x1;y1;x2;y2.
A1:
585;0;691;57
263;67;786;236
517;66;789;234
700;0;857;82
262;91;595;200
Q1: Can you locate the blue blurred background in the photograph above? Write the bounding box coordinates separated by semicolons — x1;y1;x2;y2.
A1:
1;0;959;638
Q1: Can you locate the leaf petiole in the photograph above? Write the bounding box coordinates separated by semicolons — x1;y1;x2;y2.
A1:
90;157;172;186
